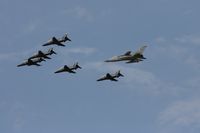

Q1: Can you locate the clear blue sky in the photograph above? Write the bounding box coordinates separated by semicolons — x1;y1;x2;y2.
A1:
0;0;200;133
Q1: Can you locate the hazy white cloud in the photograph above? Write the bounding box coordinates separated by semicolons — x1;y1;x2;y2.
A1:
152;41;188;59
0;53;19;61
185;55;200;69
186;77;200;89
153;35;200;69
0;101;6;109
7;102;26;132
183;9;193;16
66;47;96;55
58;47;97;65
63;6;94;22
100;8;113;17
175;35;200;46
158;98;200;128
155;37;167;43
60;47;97;57
23;22;39;33
20;19;42;34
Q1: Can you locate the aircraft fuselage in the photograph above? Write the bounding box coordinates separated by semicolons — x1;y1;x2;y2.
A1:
105;55;134;62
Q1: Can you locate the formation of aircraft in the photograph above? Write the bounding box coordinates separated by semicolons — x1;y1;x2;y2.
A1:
105;45;147;63
97;70;124;82
54;62;82;74
43;33;71;47
17;33;148;82
17;34;69;67
17;48;58;67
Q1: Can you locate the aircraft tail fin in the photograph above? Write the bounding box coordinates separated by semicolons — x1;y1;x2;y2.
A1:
115;70;124;77
73;62;82;69
48;48;57;55
136;45;147;54
61;33;71;42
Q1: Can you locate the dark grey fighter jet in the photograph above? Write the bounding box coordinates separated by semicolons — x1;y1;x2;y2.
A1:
97;70;124;82
105;45;147;63
28;50;51;60
43;33;71;47
54;62;82;74
17;57;45;67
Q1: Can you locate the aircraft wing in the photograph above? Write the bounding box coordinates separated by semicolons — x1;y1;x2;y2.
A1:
97;76;107;81
67;69;76;73
136;45;147;54
17;62;27;67
107;73;118;81
52;37;66;46
42;54;51;59
109;77;118;81
123;51;132;56
43;38;54;46
54;67;65;73
32;63;41;66
43;43;52;46
126;58;143;63
55;42;65;47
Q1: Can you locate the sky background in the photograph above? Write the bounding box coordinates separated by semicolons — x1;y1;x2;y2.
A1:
0;0;200;133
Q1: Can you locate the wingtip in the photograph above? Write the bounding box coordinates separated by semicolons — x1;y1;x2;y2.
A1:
97;79;102;81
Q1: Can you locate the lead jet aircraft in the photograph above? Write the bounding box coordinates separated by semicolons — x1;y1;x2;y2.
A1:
105;45;147;63
97;70;124;82
17;57;45;67
54;62;82;74
28;50;51;60
42;33;71;47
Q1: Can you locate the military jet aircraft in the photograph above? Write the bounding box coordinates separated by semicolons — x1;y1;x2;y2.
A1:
97;70;124;82
43;48;57;56
54;62;82;74
105;45;147;63
28;50;51;60
17;57;45;67
42;33;71;47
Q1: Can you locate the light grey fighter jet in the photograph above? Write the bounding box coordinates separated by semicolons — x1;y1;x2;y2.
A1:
105;45;147;63
28;50;51;60
54;62;82;74
17;57;45;67
43;48;57;56
97;70;124;82
42;33;71;47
